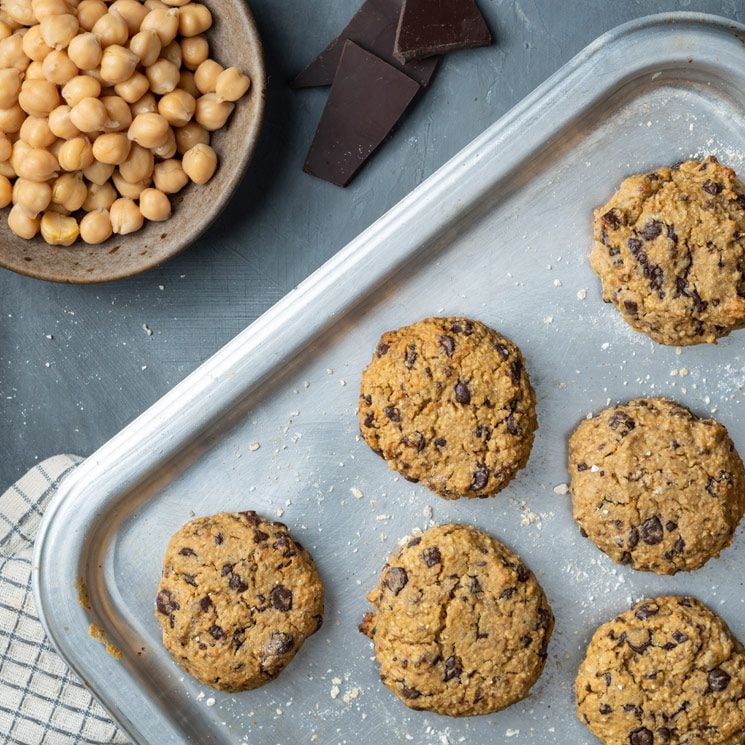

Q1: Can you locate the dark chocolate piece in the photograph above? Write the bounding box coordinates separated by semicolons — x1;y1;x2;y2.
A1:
394;0;492;63
291;0;438;88
303;41;420;187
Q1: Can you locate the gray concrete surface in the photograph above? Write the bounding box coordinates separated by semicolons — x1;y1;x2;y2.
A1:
1;0;743;487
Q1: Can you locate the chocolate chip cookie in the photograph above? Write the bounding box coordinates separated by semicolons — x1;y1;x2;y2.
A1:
591;156;745;345
569;397;745;575
155;511;324;691
576;596;745;745
359;317;537;499
360;524;553;716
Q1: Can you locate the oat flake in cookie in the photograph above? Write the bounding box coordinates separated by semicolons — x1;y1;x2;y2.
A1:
359;317;537;499
576;596;745;745
155;511;324;691
591;156;745;345
360;524;553;716
569;397;745;575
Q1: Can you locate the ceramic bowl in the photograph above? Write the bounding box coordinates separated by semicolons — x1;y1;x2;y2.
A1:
0;0;266;283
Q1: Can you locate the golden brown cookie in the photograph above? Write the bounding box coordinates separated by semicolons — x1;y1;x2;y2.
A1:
591;156;745;345
359;317;537;499
569;397;745;575
155;511;324;691
361;524;553;716
576;596;745;745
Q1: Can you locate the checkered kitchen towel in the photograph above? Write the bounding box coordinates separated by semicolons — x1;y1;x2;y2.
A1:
0;455;128;745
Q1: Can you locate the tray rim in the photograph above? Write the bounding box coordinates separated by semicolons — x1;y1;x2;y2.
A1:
31;11;745;744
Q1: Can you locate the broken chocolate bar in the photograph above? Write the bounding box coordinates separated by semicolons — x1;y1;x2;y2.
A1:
394;0;492;63
303;40;420;187
291;0;439;88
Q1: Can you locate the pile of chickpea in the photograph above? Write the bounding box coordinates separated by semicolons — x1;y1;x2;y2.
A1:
0;0;251;245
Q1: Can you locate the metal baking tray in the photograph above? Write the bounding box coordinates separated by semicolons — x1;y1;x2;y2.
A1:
33;13;745;745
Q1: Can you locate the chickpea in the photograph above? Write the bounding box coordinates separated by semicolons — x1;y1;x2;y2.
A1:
0;22;12;41
109;196;142;234
0;174;11;207
178;3;211;37
8;204;40;239
84;65;105;85
48;136;65;160
138;186;170;221
152;126;175;158
19;115;56;147
57;135;93;170
146;58;179;95
67;32;101;69
69;96;107;131
128;29;160;67
178;69;198;97
91;11;128;47
15;146;58;181
79;207;112;243
159;39;180;66
45;202;70;215
118;142;152;182
129;91;156;116
100;94;131;133
216;67;250;103
92;131;130;164
82;158;112;184
127;112;168;148
61;74;100;106
114;71;148;103
180;35;207;70
48;104;80;138
5;0;36;27
0;8;19;27
76;0;106;31
0;161;17;179
40;210;79;245
152;157;186;193
109;0;147;35
19;80;61;117
140;7;179;45
0;132;12;161
0;33;29;72
31;0;72;21
82;179;115;210
26;62;48;81
161;0;189;6
194;58;222;94
157;88;194;127
42;50;79;85
1;104;29;133
13;177;52;214
22;25;53;62
0;68;22;109
40;13;78;49
51;171;87;210
182;142;215;184
10;140;31;171
100;44;138;84
144;0;167;9
194;93;233;131
112;169;149;198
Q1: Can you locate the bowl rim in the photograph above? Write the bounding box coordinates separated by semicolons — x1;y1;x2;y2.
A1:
0;0;267;285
